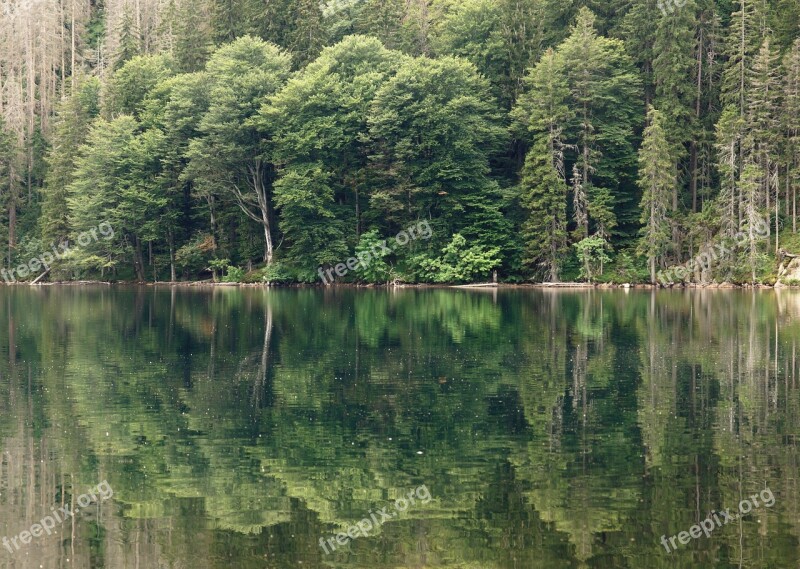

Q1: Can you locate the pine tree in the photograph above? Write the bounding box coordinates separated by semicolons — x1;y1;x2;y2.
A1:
212;0;250;43
653;0;697;158
637;107;675;283
40;77;101;245
558;7;641;244
353;0;406;50
745;36;781;251
519;138;568;281
114;7;141;70
572;166;588;240
784;39;800;233
739;161;763;283
284;0;328;66
715;106;744;245
0;119;18;266
172;0;214;72
513;47;572;281
721;0;766;115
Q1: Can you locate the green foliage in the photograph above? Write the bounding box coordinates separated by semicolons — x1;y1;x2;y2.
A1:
258;261;295;284
574;235;611;283
557;8;642;240
414;233;500;283
208;257;230;282
222;264;246;283
67;116;168;279
608;250;649;284
432;0;512;105
105;55;174;119
185;36;293;264
518;137;568;281
263;36;403;273
354;229;393;283
175;234;216;276
5;0;800;285
272;163;349;269
368;55;509;254
637;107;675;283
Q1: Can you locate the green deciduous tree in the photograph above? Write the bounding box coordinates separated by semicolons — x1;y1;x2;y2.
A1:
186;37;292;265
574;234;610;283
415;233;500;283
68;117;168;280
432;0;513;106
105;55;174;119
368;55;509;254
262;36;403;273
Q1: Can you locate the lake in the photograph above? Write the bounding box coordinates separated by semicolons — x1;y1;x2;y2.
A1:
0;286;798;568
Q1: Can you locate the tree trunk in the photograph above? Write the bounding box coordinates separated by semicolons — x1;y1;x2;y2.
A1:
249;160;274;265
261;209;273;265
691;25;704;213
168;229;176;282
133;235;145;281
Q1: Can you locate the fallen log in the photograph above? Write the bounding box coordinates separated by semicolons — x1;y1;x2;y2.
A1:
31;267;51;285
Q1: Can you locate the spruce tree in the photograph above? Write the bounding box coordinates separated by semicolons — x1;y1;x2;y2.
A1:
114;8;141;70
653;0;697;158
721;0;766;115
715;106;745;246
513;48;572;281
740;161;763;283
519;138;567;281
745;36;781;251
637;107;675;283
40;77;101;245
783;39;800;233
558;7;641;244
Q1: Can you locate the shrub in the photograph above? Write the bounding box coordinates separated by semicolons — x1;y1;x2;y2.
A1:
413;234;500;283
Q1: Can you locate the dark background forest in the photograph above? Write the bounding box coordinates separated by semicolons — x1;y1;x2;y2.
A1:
0;0;799;284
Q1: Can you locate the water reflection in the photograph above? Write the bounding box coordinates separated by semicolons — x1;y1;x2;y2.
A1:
0;287;798;568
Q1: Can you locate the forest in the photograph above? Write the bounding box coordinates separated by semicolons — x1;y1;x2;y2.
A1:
0;0;799;284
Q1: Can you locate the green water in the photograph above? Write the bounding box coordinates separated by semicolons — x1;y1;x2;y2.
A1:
0;286;799;568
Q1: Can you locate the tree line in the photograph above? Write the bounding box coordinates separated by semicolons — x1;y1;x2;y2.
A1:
0;0;799;283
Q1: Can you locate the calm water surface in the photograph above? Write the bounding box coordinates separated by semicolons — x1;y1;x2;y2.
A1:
0;286;799;568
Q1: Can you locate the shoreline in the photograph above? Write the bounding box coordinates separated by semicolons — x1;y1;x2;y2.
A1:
0;280;795;289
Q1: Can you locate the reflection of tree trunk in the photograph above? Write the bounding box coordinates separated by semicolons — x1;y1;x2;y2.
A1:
208;293;218;381
169;285;176;348
8;295;15;367
7;178;16;267
71;472;76;562
253;301;273;407
572;341;587;418
168;229;176;282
